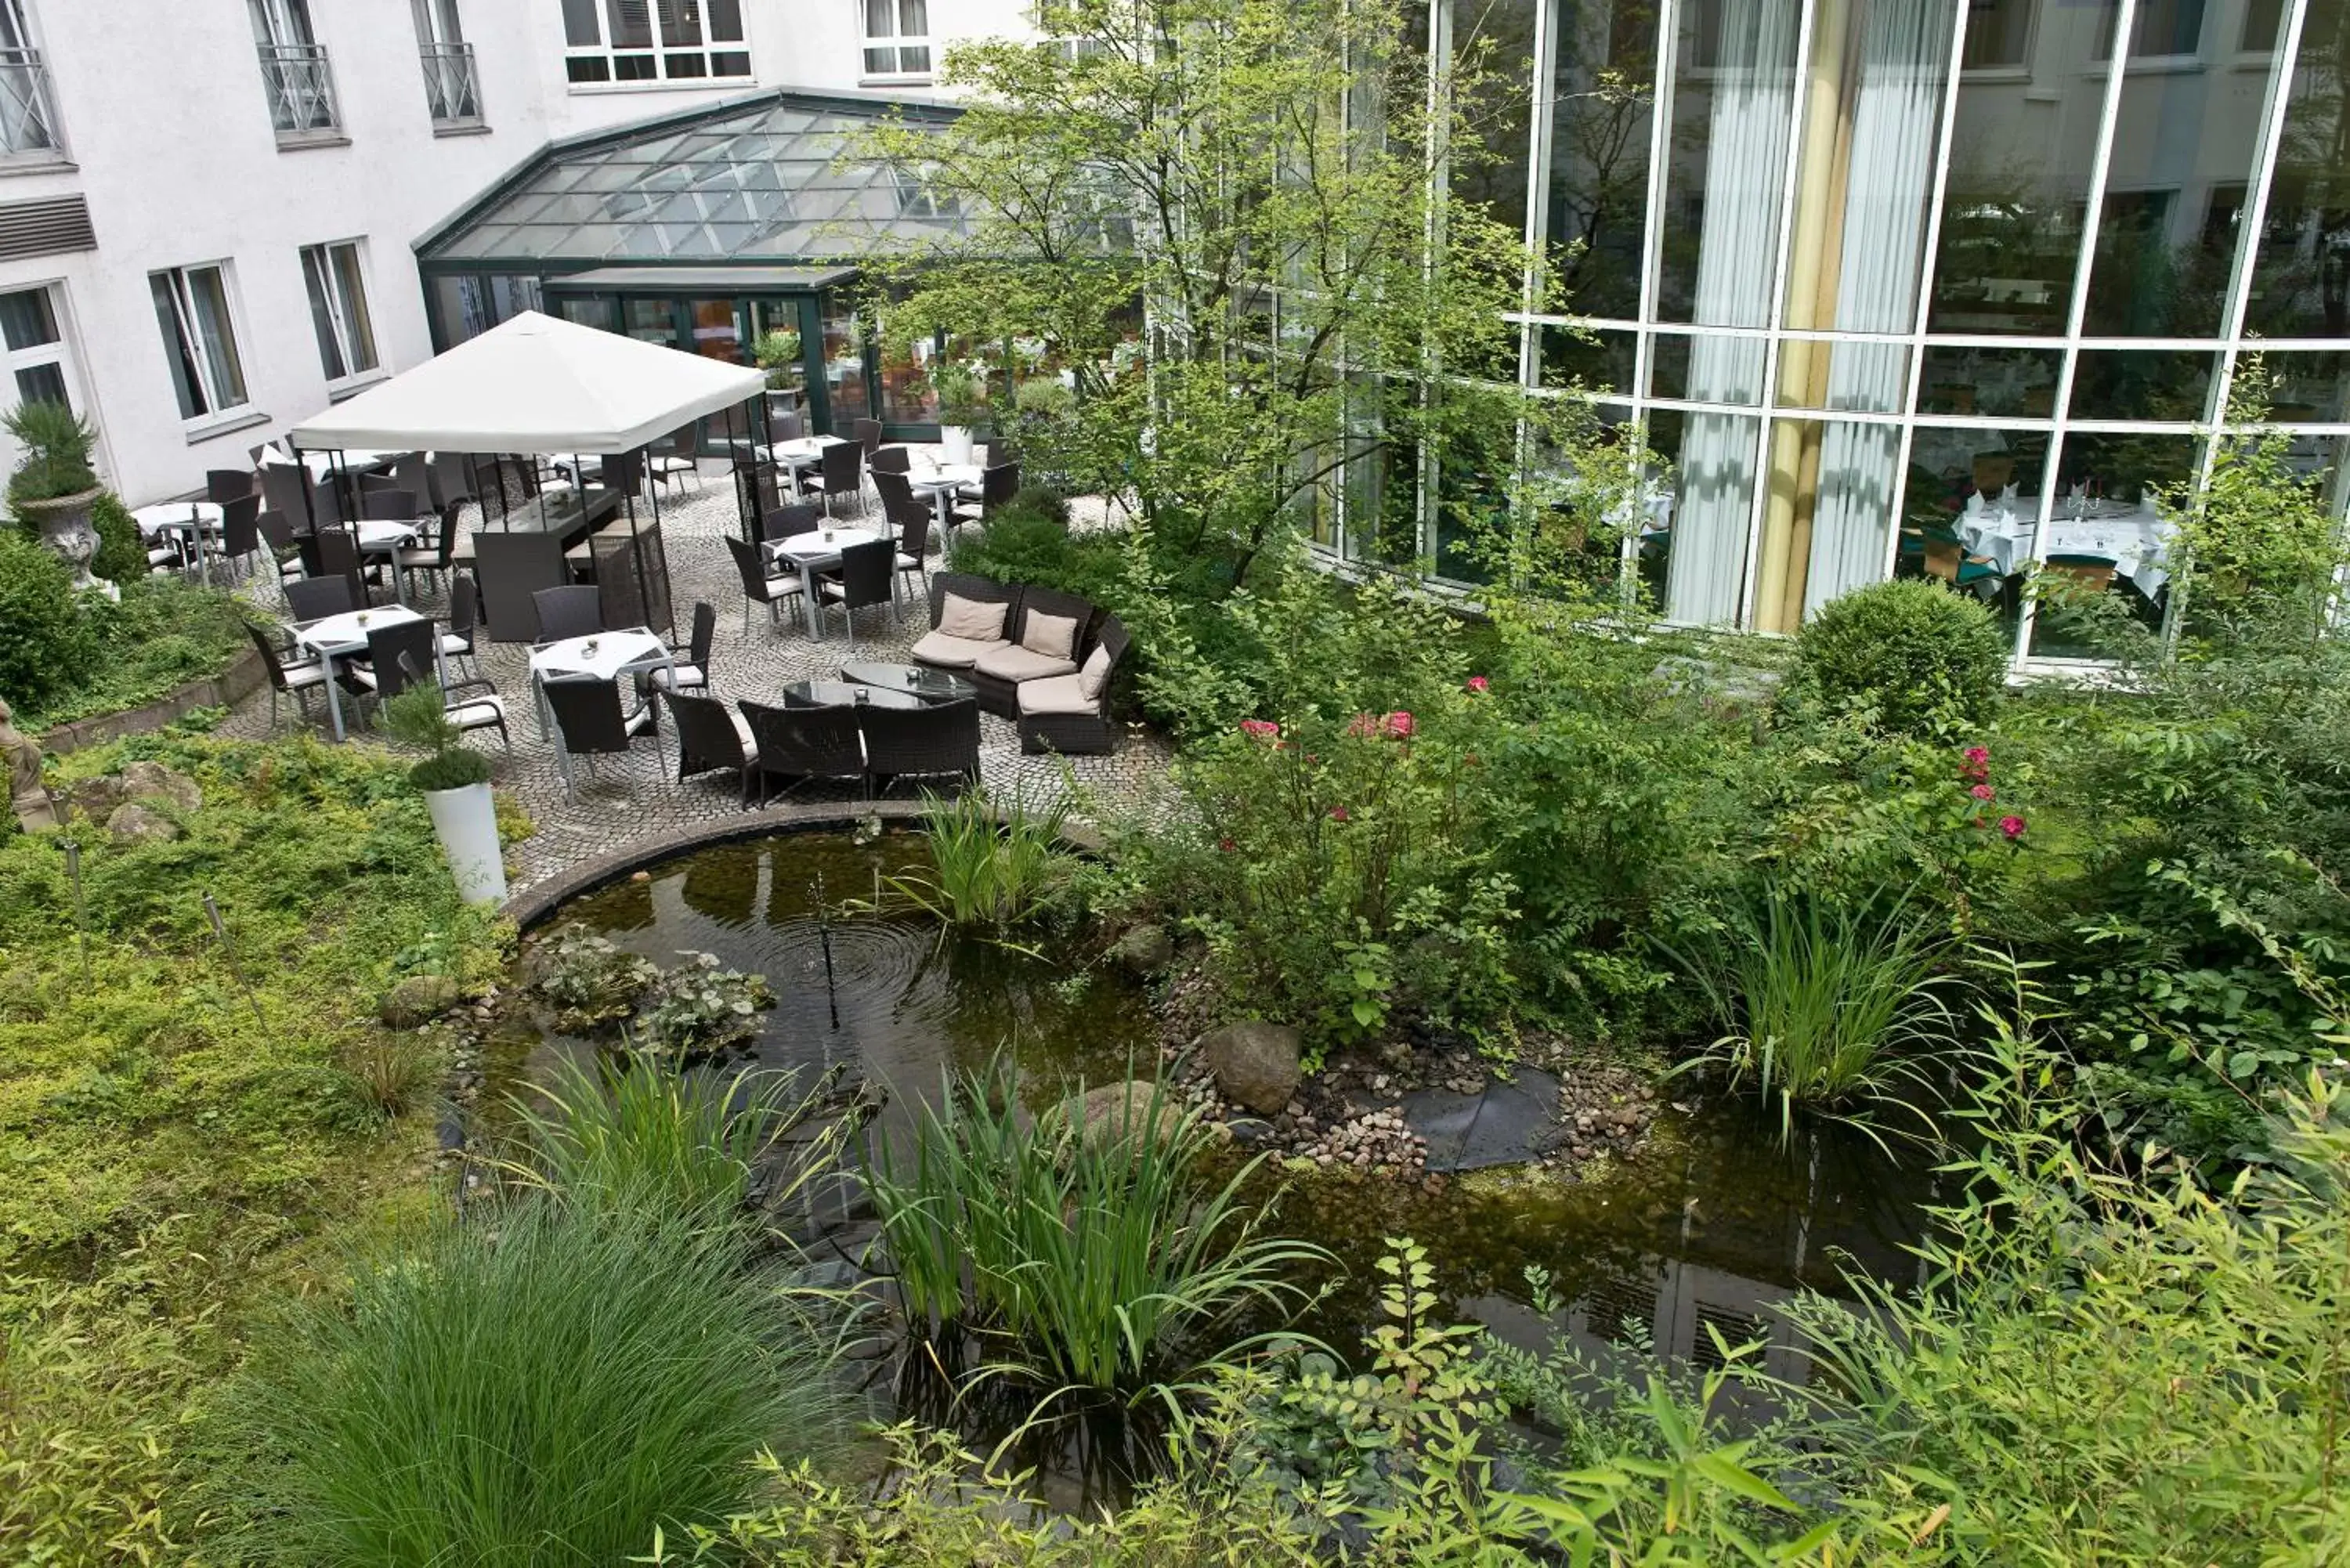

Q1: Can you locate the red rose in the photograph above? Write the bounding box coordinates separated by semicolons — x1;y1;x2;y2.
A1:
1329;805;1350;822
1999;815;2026;840
1240;718;1280;741
1383;710;1415;739
1971;783;1995;801
1466;675;1490;694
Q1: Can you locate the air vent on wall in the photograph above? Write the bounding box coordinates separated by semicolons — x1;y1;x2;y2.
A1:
0;194;93;263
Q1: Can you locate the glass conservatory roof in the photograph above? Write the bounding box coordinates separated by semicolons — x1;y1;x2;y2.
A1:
419;92;971;268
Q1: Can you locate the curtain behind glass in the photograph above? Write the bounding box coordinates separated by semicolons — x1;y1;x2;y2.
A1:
1666;0;1799;625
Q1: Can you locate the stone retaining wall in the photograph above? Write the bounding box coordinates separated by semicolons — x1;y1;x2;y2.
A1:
39;649;266;757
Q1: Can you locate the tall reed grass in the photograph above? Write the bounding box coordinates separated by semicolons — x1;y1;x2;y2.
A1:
866;1064;1332;1420
1675;888;1954;1144
880;788;1073;927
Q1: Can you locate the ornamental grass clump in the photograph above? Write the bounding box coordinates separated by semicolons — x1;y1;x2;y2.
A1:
865;1062;1332;1418
879;787;1074;928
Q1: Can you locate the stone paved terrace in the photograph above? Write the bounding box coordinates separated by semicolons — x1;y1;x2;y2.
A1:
211;467;1171;900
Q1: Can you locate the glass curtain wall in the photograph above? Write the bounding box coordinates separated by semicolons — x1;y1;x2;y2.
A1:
1368;0;2350;668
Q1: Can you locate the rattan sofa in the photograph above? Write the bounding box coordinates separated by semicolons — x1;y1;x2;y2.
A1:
910;573;1102;719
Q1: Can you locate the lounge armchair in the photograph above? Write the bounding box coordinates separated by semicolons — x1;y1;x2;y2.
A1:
970;584;1097;717
1018;616;1128;755
909;573;1021;681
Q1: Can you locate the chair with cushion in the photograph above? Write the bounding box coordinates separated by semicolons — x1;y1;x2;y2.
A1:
441;572;482;678
726;532;807;634
739;699;866;804
761;501;823;543
359;471;403;497
816;537;896;649
852;418;884;458
386;650;511;753
309;526;376;605
949;461;1022;531
653;600;715;696
212;493;262;582
392;453;433;506
862;697;982;796
396;502;461;602
256;509;306;595
649;428;702;494
429;450;479;513
349;622;508;753
283;573;356;623
909;573;1021;687
544;677;647;797
1018;614;1129;755
875;470;933;604
532;583;605;643
816;439;866;518
870;446;911;475
245;620;327;732
971;584;1096;718
663;689;757;803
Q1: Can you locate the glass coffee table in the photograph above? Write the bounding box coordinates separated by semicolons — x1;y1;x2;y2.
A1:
781;677;924;710
837;660;977;704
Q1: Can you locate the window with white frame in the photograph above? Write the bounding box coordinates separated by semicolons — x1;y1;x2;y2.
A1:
0;285;76;413
149;264;250;422
300;240;379;385
562;0;749;85
862;0;930;78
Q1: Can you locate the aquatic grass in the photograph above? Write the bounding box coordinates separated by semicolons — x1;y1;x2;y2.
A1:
877;787;1075;927
215;1194;848;1568
506;1054;848;1231
866;1063;1334;1422
1672;888;1956;1146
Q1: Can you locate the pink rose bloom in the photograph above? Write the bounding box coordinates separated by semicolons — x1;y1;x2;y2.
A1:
1346;713;1377;738
1328;805;1350;822
1383;710;1415;739
1466;675;1490;694
1217;836;1235;851
1239;718;1280;741
1971;783;1995;801
1999;815;2026;840
1964;746;1990;767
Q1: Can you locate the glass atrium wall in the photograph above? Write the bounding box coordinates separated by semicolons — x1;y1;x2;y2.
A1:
1401;0;2350;663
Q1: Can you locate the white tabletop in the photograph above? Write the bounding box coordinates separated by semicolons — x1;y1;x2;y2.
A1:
1959;503;2172;594
772;527;885;564
131;500;222;539
906;463;985;493
530;628;668;682
771;435;848;464
354;518;421;551
293;605;425;655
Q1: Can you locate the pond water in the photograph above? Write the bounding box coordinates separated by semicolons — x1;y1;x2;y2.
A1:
494;829;1932;1389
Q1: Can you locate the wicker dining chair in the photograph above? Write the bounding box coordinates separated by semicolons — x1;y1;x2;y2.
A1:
739;699;866;804
662;689;758;803
859;697;982;797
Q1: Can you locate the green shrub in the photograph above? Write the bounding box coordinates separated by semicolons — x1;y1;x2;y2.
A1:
4;399;96;504
0;527;89;709
88;491;145;583
945;503;1126;609
216;1194;847;1567
1785;577;2008;738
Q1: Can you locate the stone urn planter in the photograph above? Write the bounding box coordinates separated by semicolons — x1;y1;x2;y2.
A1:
423;779;506;905
939;425;975;466
20;485;112;600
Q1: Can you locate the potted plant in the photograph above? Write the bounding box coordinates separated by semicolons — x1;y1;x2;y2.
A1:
7;400;110;601
929;359;985;465
753;327;803;416
381;685;506;905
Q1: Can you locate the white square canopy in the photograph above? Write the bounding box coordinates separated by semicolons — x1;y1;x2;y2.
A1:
285;310;767;457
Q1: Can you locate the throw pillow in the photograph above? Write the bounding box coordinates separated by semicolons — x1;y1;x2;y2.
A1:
1021;610;1079;662
1078;641;1112;699
938;592;1008;642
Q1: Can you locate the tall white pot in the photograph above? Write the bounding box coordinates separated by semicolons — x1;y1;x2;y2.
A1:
939;425;974;466
424;782;506;905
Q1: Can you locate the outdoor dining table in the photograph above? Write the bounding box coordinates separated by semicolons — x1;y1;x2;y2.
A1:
526;628;673;763
131;500;223;585
768;434;848;497
783;677;924;710
768;526;887;639
1958;499;2173;598
906;461;985;529
291;605;431;742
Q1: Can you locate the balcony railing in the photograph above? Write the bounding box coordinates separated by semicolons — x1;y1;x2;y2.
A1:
420;40;482;127
0;46;63;159
258;42;339;138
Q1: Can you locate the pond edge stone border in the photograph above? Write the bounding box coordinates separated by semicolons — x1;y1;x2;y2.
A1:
40;649;265;756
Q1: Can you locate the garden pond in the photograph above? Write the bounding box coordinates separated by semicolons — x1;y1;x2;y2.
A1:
486;829;1933;1378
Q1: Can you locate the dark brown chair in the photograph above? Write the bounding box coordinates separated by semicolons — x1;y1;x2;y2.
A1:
739;699;866;803
655;600;715;696
663;689;757;803
648;427;702;493
949;461;1022;530
396;502;461;602
861;696;981;796
725;533;806;634
309;525;375;605
205;468;254;504
388;650;510;752
363;487;423;521
870;446;911;475
441;573;481;677
283;573;356;623
429;450;479;511
1018;614;1130;755
544;677;645;796
817;439;866;519
817;537;896;648
245;620;327;731
532;584;605;643
256;508;305;594
761;501;823;542
214;493;262;581
875;471;933;604
852;418;884;457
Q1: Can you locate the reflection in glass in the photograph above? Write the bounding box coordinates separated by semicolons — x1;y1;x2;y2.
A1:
1544;323;1638;389
1655;0;1799;331
1927;0;2117;333
2255;349;2350;422
687;298;744;362
1918;344;2063;416
1546;0;1659;318
1455;0;1542;242
2246;0;2350;336
2066;349;2218;421
624;297;677;346
2025;433;2191;655
820;292;870;432
2083;14;2284;336
1649;331;1766;402
1648;405;1762;623
1896;423;2048;642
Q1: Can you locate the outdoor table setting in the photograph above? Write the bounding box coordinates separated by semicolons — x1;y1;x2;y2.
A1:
905;450;985;527
838;659;976;705
291;605;432;742
1956;491;2174;598
768;433;847;496
785;677;924;710
131;500;223;583
768;525;887;638
526;627;673;744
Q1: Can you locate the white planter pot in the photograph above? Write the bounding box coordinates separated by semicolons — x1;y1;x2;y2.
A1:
424;782;506;905
939;425;975;466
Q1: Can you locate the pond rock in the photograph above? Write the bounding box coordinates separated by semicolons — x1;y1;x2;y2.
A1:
1054;1079;1231;1152
1202;1019;1303;1115
118;761;203;815
1402;1067;1567;1173
1107;922;1175;976
381;974;463;1029
103;802;179;845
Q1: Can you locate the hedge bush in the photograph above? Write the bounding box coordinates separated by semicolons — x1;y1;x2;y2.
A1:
1785;577;2008;738
0;528;91;710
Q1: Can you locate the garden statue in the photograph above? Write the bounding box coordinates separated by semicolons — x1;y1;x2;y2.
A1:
0;695;59;834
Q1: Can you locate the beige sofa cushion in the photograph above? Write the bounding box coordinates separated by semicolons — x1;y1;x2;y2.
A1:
1077;642;1113;699
1021;609;1079;662
1018;673;1097;717
910;630;1009;670
938;592;1008;642
976;643;1080;683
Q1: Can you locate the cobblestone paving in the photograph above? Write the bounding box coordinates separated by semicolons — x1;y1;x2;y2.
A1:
212;469;1172;898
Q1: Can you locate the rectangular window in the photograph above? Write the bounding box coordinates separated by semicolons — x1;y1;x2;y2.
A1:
0;284;75;414
565;0;748;85
149;264;249;422
862;0;931;78
300;240;379;385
